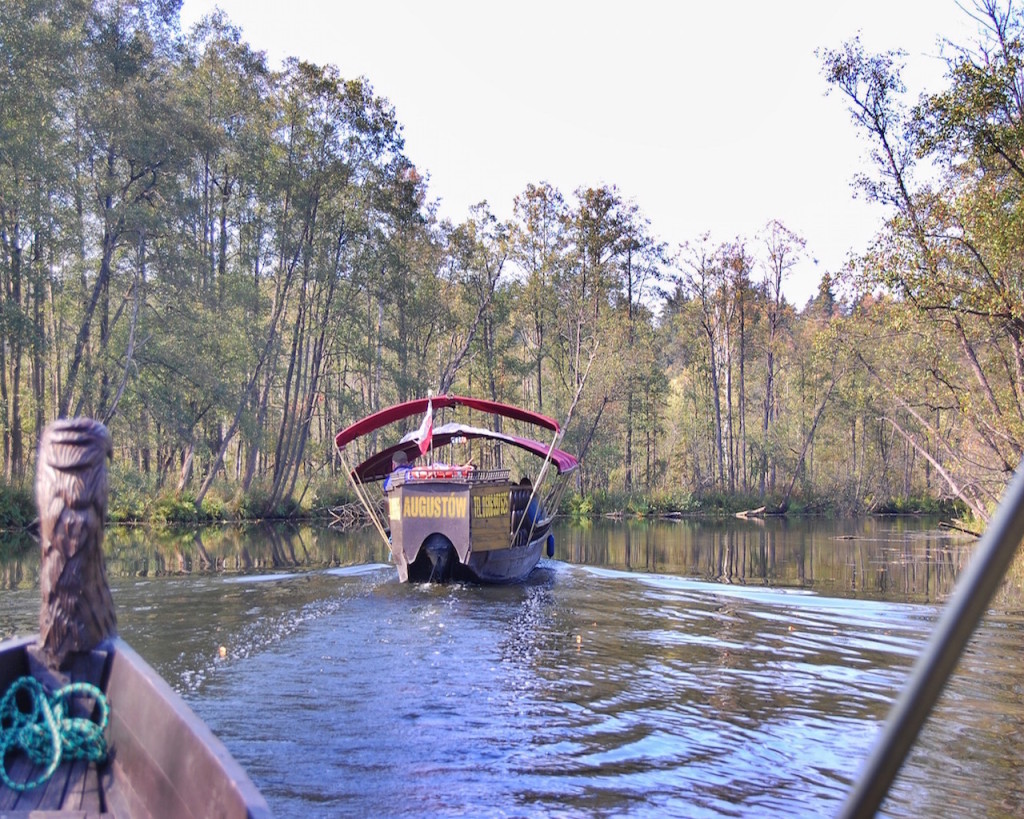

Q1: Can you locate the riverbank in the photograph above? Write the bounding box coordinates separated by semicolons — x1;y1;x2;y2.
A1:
564;487;967;521
0;476;351;531
0;476;968;533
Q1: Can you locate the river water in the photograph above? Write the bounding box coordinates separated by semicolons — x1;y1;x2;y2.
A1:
3;516;1024;818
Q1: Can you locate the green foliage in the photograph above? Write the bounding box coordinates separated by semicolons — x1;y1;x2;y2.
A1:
237;483;302;520
149;492;202;525
625;496;651;517
106;468;354;524
301;476;354;514
0;0;1020;528
818;4;1024;525
689;491;766;516
108;465;152;524
562;488;760;518
199;493;231;522
873;495;962;516
0;483;34;529
566;493;594;521
648;489;698;515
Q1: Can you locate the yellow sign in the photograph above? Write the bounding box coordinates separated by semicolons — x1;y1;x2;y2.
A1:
472;493;509;518
396;494;468;519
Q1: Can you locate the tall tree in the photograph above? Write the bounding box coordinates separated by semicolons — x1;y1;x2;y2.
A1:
821;0;1024;520
509;182;566;413
438;204;506;398
758;220;804;497
60;0;188;421
677;236;727;489
0;0;85;476
616;201;665;492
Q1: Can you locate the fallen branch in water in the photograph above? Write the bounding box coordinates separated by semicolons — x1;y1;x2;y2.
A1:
329;499;387;531
939;519;982;537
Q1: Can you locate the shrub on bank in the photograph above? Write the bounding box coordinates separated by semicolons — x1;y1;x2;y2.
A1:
565;493;593;520
0;483;34;529
149;492;202;524
107;467;236;525
105;469;352;524
307;479;354;512
561;488;778;518
873;495;965;516
557;488;969;519
108;464;151;523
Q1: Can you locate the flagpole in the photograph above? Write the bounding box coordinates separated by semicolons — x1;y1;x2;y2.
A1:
413;390;433;465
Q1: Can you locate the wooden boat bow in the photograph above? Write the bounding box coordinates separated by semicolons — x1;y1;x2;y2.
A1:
0;418;271;818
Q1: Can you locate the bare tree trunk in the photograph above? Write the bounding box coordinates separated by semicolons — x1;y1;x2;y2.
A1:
0;310;9;480
2;237;25;478
195;258;298;508
438;256;500;394
59;228;115;418
724;320;734;493
856;350;1001;517
177;440;195;493
241;368;273;492
761;335;775;499
103;238;145;426
625;390;634;492
33;246;47;454
780;374;839;512
738;295;747;492
883;414;989;522
709;340;724;489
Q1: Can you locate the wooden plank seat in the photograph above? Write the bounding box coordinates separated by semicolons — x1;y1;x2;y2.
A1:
0;758;104;815
0;639;108;816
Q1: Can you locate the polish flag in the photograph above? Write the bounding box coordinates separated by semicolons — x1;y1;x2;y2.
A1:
415;397;433;455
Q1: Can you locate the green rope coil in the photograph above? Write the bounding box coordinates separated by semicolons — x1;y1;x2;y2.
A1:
0;676;109;792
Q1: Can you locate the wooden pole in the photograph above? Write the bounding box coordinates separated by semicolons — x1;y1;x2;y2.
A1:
35;418;117;670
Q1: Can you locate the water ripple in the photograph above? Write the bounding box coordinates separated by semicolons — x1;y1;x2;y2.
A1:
8;529;1024;818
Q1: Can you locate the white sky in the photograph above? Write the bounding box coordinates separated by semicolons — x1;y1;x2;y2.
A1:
179;1;984;307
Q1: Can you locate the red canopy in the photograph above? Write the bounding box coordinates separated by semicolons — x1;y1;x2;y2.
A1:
350;422;578;482
334;394;561;449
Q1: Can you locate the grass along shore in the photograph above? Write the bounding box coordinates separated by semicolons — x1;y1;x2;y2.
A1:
0;471;968;533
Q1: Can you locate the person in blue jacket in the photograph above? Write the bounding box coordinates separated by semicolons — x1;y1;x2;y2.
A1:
520;476;541;527
384;450;412;490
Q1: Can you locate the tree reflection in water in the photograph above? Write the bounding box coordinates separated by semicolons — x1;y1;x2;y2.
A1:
560;517;970;603
1;516;973;604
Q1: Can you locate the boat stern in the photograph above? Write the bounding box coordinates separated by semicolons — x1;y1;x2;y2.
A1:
387;479;472;580
386;472;528;583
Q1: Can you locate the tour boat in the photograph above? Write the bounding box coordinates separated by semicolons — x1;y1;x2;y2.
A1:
334;395;578;583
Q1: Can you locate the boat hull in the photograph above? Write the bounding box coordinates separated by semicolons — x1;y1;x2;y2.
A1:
459;534;546;584
0;635;270;818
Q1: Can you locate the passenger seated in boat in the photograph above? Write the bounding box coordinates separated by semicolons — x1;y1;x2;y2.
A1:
519;476;541;526
384;450;411;489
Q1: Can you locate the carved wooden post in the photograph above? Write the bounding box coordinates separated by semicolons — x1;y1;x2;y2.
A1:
35;418;117;670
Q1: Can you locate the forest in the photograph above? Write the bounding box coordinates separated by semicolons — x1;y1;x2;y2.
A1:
0;0;1021;526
